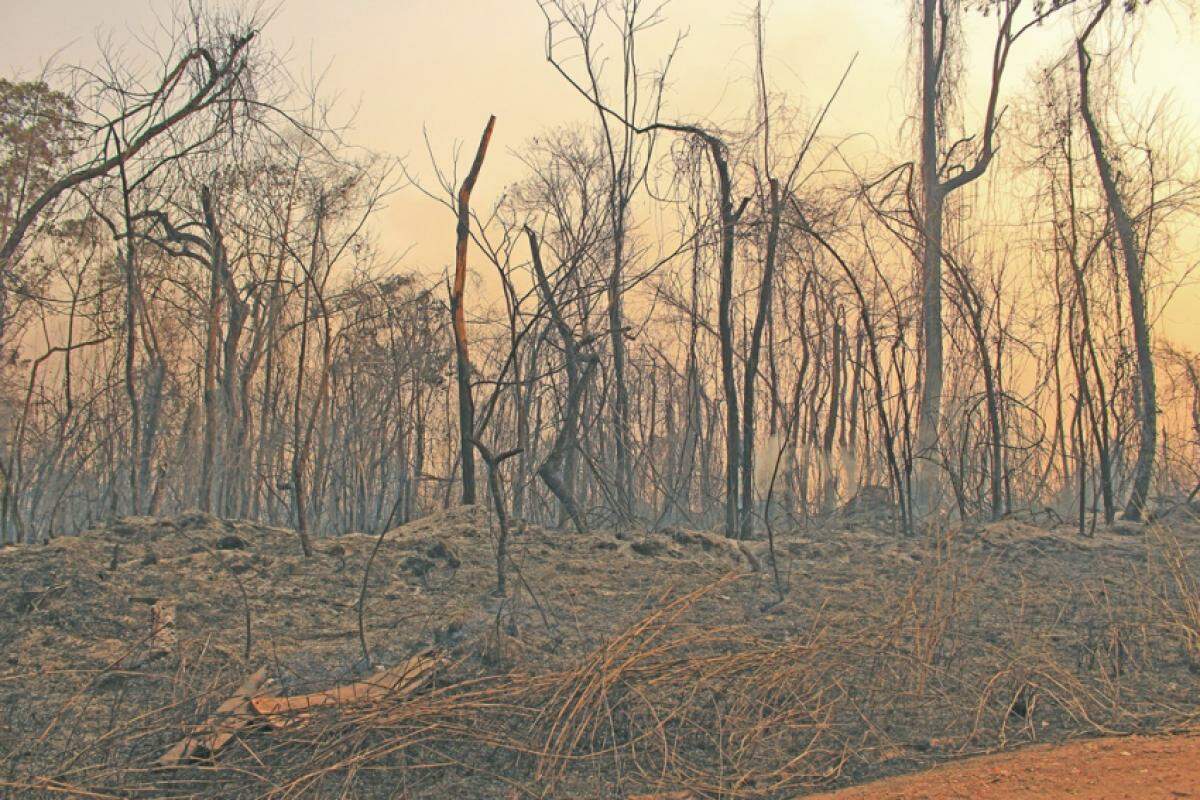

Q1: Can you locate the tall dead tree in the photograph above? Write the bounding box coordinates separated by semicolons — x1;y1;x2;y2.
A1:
708;133;747;540
526;225;596;533
740;179;783;538
541;0;680;525
451;116;496;506
739;23;851;536
913;0;1067;508
1076;0;1156;520
290;194;326;558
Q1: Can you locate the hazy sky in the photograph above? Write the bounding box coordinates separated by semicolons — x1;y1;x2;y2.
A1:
3;0;1199;342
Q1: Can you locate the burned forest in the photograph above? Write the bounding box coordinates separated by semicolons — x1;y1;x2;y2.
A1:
1;0;1200;797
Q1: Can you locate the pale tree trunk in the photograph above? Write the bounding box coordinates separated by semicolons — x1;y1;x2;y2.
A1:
915;0;946;510
913;0;1053;515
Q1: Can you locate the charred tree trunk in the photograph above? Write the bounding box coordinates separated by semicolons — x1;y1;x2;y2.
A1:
290;196;326;558
740;179;782;538
450;115;496;507
609;207;635;524
472;438;522;597
709;138;745;539
199;187;225;514
118;157;142;514
526;226;594;534
1077;4;1156;520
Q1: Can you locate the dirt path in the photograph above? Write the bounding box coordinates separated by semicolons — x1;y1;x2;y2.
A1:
805;735;1200;799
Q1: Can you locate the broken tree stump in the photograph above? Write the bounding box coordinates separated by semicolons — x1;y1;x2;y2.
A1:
148;599;177;657
129;598;177;669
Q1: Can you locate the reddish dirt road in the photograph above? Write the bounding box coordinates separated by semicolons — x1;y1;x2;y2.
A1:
804;734;1200;800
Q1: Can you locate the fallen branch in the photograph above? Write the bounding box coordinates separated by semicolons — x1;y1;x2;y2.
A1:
158;649;443;765
250;649;443;727
158;666;272;766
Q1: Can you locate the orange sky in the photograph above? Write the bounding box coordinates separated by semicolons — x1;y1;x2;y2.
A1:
3;0;1199;345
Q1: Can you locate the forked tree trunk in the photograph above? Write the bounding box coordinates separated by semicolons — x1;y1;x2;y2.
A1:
526;226;593;533
913;0;1047;516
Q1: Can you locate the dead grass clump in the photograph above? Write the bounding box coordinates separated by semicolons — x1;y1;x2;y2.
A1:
2;513;1200;798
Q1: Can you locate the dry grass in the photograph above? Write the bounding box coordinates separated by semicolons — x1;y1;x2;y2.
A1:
2;510;1199;798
